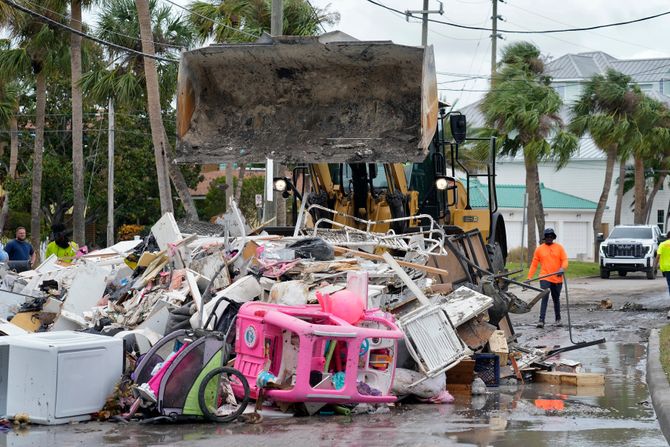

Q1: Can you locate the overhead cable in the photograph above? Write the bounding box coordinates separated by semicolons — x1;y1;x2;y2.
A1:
160;0;260;40
0;0;178;63
365;0;670;34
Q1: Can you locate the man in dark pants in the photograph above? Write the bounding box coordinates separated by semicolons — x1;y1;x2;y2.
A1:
528;228;569;328
655;231;670;297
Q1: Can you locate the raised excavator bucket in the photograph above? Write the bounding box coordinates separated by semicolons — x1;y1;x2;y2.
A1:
175;32;438;164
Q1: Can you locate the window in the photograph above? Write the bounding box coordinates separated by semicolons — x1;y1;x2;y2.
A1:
609;227;653;239
563;83;583;102
637;83;655;93
658;210;665;233
663;80;670;94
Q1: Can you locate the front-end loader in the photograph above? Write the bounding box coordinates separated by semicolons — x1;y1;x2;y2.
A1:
174;32;507;268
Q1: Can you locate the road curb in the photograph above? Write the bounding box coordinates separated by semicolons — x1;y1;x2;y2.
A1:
647;328;670;444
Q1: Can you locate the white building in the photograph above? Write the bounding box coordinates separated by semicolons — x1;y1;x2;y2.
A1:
459;51;670;259
468;180;597;260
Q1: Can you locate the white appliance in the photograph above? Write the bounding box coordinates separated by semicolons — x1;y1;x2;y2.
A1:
0;331;123;425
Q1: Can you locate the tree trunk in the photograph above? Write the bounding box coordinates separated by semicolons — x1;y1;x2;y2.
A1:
593;146;616;261
135;0;173;215
30;70;46;262
225;163;234;209
531;162;545;237
644;172;666;224
234;163;246;204
0;195;9;235
8;116;17;179
524;157;537;261
0;117;19;234
70;0;85;246
614;159;625;225
161;129;199;220
633;156;646;224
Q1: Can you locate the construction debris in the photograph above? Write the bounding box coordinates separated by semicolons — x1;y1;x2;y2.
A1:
0;208;604;425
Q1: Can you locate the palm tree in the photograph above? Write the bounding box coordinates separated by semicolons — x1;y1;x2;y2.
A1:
0;77;20;233
630;95;670;224
481;42;578;259
84;0;199;219
188;0;338;43
135;0;173;215
66;0;97;246
569;69;641;260
0;4;70;258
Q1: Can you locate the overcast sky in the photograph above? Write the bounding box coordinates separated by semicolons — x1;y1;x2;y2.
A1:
88;0;670;108
306;0;670;107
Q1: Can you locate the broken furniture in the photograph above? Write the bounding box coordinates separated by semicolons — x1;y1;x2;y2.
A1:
383;252;467;382
233;302;403;404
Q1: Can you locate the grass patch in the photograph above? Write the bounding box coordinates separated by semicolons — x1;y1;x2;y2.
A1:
660;325;670;381
505;260;600;279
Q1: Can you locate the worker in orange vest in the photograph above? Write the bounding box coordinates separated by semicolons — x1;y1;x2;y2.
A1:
528;228;569;328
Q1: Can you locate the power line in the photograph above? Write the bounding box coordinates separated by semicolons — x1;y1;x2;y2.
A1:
505;2;658;53
305;0;327;34
159;0;260;41
505;19;601;53
0;0;177;63
365;0;670;35
22;0;186;51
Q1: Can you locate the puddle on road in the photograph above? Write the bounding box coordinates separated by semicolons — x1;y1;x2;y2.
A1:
442;341;663;447
1;342;665;447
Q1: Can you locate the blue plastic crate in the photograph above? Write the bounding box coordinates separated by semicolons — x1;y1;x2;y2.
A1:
473;353;500;387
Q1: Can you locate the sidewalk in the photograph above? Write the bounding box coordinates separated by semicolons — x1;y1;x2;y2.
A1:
647;329;670;444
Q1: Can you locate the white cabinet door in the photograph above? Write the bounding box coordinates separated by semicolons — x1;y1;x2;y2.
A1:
56;349;109;417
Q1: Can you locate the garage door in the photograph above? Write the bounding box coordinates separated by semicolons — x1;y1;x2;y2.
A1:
506;221;523;249
562;221;589;259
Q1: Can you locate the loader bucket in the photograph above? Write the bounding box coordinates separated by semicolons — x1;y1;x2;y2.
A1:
175;33;438;164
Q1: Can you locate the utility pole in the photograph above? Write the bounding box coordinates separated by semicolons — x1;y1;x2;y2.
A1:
421;0;429;46
263;0;283;223
107;99;115;247
271;0;283;36
491;0;502;77
406;1;444;47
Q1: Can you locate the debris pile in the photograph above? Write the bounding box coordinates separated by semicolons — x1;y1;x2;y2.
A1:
0;205;604;425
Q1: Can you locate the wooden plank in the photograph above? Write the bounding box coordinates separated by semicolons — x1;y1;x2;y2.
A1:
382;252;431;307
510;356;524;384
440;287;493;327
488;330;509;366
535;371;604;386
446;383;472;394
446;359;475;385
457;318;496;350
535;383;604;397
333;246;449;277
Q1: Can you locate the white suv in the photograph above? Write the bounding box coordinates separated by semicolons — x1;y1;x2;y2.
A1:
599;225;663;279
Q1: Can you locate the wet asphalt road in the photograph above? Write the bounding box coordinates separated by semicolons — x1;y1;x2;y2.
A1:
2;274;669;447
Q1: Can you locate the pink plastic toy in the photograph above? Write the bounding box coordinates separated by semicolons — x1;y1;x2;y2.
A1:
233;302;403;404
316;290;365;324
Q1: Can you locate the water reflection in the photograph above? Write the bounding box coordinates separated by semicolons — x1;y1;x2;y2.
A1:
0;343;664;447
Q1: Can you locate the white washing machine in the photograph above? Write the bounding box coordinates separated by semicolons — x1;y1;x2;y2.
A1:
0;331;123;425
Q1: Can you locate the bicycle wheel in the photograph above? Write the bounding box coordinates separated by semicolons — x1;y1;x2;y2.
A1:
198;366;250;422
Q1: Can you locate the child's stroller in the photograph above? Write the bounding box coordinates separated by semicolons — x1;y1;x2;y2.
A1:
132;299;250;422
